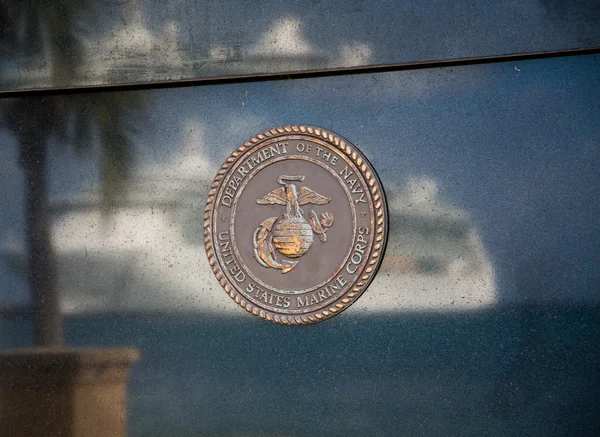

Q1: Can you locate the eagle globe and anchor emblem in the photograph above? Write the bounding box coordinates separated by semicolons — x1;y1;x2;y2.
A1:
253;175;335;274
205;126;388;324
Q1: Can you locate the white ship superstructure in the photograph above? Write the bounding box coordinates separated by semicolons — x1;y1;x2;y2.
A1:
2;127;496;314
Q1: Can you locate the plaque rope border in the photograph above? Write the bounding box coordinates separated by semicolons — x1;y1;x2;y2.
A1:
204;125;387;324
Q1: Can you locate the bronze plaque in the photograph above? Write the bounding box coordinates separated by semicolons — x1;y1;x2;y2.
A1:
205;126;388;323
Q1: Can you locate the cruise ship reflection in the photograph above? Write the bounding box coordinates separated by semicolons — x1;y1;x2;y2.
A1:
1;130;496;314
373;178;496;312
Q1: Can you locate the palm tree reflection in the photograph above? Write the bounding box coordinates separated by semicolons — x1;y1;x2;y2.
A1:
0;1;149;346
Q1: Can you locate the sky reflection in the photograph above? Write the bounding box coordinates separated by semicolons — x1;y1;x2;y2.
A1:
1;0;599;90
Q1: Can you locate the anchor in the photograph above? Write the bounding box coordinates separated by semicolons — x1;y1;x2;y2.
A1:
251;175;334;274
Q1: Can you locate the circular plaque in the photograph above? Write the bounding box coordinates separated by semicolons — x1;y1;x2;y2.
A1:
205;126;388;324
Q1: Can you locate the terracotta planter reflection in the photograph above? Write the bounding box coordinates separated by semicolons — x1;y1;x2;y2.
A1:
0;348;140;437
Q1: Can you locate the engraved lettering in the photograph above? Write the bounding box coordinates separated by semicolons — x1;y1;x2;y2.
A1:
354;240;367;255
346;229;371;274
297;295;309;307
325;282;339;297
238;165;249;176
351;185;362;193
223;144;290;207
340;165;367;203
217;230;245;282
275;295;284;307
296;276;348;307
225;257;235;265
347;177;364;195
222;179;240;207
296;142;311;153
340;165;353;179
355;193;367;204
260;148;271;160
268;144;281;157
219;234;232;257
208;127;386;323
317;150;338;166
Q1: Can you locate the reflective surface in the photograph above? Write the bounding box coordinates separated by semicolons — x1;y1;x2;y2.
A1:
1;0;600;91
1;54;600;435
